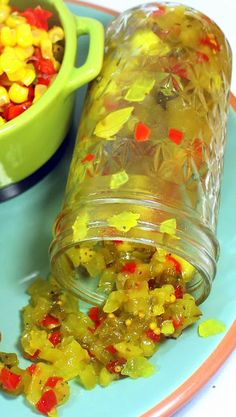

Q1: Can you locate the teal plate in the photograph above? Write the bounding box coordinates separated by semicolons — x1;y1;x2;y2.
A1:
0;2;236;417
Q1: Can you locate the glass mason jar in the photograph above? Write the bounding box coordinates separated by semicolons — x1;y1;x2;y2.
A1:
50;3;232;305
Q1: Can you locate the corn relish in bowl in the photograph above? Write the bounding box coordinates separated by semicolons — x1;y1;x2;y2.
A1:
0;1;64;124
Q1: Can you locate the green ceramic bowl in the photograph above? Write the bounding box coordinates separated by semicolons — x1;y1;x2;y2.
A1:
0;0;104;195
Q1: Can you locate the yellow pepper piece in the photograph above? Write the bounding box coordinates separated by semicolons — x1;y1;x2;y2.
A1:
0;86;10;106
108;211;140;232
72;212;89;241
161;320;175;335
125;78;155;102
9;83;29;104
48;26;64;43
0;4;10;23
110;170;129;189
0;0;10;5
131;29;170;57
33;84;47;103
0;116;6;126
94;107;134;139
6;14;26;28
0;26;16;46
198;319;226;338
160;218;177;236
40;38;53;59
16;23;33;48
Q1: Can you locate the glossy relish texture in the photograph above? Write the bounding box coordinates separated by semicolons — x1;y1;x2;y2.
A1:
0;245;201;416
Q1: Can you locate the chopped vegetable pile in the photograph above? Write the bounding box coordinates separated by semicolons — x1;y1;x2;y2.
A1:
0;1;64;125
0;244;202;416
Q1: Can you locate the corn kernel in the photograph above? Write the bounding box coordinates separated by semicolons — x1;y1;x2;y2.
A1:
1;26;16;46
32;28;48;46
21;64;36;86
6;14;26;28
40;38;53;59
52;58;60;72
149;321;157;330
108;313;115;319
7;66;26;82
0;48;24;73
14;46;34;61
0;5;10;23
125;319;132;327
48;26;64;43
138;312;145;319
0;116;6;126
16;24;33;48
114;366;121;373
152;305;165;316
33;84;47;103
9;83;29;104
0;0;10;5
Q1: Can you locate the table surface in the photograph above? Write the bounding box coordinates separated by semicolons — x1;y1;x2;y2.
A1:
81;1;236;416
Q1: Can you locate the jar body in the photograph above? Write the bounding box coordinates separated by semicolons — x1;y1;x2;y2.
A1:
50;3;232;304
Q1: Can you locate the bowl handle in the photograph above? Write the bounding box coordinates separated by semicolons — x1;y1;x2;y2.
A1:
63;16;104;96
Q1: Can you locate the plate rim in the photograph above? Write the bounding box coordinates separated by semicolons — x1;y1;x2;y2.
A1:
66;2;236;416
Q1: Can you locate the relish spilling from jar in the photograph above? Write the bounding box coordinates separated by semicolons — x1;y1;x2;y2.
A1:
0;267;201;416
0;1;64;125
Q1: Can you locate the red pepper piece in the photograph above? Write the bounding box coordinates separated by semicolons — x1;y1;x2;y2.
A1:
3;101;32;121
152;4;166;17
105;345;118;354
40;314;60;328
45;377;63;389
88;307;100;322
196;51;209;63
87;327;95;334
121;262;137;274
170;64;188;79
88;307;104;329
168;128;184;145
20;6;52;31
113;240;123;245
145;329;161;343
200;34;220;52
172;317;184;330
166;254;182;274
27;364;37;375
28;86;34;101
106;358;126;374
0;368;21;391
35;59;56;76
48;330;62;347
24;349;41;361
81;153;94;163
36;389;58;415
135;122;150;142
88;350;95;358
103;96;119;112
175;285;183;299
37;76;52;86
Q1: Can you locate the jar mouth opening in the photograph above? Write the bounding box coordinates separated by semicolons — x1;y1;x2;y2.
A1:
50;197;219;305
